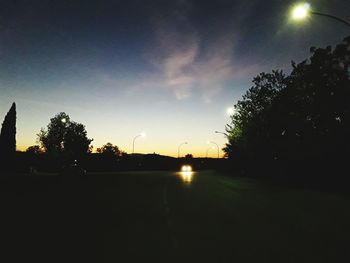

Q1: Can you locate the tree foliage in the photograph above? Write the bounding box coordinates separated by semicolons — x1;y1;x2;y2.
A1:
224;71;286;160
0;102;16;171
0;102;16;155
96;142;122;156
37;112;93;160
185;153;193;159
26;145;43;155
224;35;350;181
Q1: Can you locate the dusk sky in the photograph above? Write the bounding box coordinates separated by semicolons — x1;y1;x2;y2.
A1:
0;0;349;157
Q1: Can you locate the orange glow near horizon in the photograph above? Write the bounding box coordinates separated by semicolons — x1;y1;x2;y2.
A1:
16;141;225;158
12;103;228;158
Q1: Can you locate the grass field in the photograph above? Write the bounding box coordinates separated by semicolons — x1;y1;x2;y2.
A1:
1;170;349;262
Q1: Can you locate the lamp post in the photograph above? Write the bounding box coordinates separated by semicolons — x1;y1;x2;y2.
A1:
209;141;220;158
178;142;188;158
291;3;350;28
132;132;145;154
206;147;215;158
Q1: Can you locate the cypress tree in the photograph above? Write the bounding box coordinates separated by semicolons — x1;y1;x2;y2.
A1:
0;102;17;171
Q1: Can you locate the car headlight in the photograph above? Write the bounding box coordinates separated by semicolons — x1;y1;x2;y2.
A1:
181;165;192;172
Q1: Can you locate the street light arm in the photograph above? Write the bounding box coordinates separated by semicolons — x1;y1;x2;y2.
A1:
311;11;350;28
132;134;142;154
209;141;220;158
206;146;216;158
133;134;141;141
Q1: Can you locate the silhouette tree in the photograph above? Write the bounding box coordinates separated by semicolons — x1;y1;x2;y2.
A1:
224;71;286;162
95;142;124;170
97;142;122;156
0;102;16;171
185;154;193;159
279;37;350;172
38;112;93;161
26;145;43;155
224;35;350;183
37;112;70;157
64;122;93;158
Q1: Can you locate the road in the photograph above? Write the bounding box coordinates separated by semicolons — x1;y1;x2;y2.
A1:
1;171;350;262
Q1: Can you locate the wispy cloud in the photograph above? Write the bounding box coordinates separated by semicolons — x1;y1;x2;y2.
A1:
141;0;261;102
93;0;264;103
145;22;231;101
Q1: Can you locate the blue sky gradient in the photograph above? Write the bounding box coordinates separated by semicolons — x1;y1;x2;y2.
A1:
0;0;349;156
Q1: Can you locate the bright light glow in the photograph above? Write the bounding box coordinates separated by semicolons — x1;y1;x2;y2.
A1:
141;132;146;137
227;107;235;115
181;165;192;172
291;3;311;20
180;165;194;183
181;171;193;183
61;118;66;123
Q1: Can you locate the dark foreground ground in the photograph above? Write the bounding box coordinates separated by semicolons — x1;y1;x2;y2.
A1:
1;171;349;262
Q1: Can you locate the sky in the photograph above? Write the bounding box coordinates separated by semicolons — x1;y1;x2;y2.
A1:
0;0;349;157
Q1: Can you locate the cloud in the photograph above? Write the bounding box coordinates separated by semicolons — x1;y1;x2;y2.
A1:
155;31;237;102
124;0;266;102
143;0;258;103
163;41;198;99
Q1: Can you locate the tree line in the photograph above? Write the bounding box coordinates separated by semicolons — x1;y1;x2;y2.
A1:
223;35;350;185
0;107;202;172
1;35;349;184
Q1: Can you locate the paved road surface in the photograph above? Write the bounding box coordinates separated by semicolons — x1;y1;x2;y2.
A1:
1;171;349;262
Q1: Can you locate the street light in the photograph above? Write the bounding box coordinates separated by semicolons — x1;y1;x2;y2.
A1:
208;141;220;158
178;142;188;158
205;146;215;158
132;132;146;154
290;2;350;28
291;2;310;20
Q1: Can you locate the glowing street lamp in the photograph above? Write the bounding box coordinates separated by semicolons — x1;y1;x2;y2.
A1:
291;3;311;21
178;142;188;158
290;2;350;28
132;132;146;154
